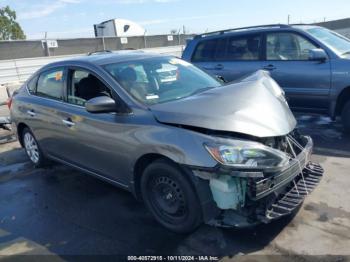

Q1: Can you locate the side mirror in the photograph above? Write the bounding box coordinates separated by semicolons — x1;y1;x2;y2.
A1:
85;96;117;113
216;75;227;83
309;48;327;62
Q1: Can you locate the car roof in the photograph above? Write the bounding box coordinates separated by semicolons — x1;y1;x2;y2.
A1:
192;24;321;41
42;50;168;69
291;24;320;30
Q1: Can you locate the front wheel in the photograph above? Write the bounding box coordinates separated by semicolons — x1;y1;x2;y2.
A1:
341;100;350;133
22;127;48;167
141;159;203;233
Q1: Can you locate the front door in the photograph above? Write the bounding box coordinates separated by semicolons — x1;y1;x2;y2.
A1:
262;32;331;112
52;68;131;185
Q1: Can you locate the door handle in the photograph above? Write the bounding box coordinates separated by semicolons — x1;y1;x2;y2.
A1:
214;64;224;70
27;110;36;117
62;118;75;127
263;64;276;71
203;64;224;70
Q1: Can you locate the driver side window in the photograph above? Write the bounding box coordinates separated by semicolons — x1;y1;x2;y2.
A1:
68;69;112;106
266;33;317;60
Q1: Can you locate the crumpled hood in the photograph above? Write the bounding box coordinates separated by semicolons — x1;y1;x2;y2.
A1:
150;70;297;138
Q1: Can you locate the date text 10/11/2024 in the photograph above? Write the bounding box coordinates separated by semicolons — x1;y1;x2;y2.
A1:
127;255;219;261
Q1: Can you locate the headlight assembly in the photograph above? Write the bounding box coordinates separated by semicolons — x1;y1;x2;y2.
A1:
204;142;289;170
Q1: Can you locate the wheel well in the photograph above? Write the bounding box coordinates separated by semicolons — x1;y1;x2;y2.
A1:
335;87;350;116
16;123;28;147
133;153;175;200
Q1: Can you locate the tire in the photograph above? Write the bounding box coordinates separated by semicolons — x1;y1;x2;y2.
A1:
141;159;203;233
22;127;48;167
341;100;350;133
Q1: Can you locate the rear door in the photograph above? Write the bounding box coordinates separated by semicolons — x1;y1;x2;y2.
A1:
24;67;69;155
191;34;263;82
190;38;225;78
215;33;264;82
262;31;331;112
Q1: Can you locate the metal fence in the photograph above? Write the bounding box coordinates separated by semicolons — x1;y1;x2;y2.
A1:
0;45;184;86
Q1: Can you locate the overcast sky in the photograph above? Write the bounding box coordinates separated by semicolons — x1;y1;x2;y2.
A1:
1;0;350;39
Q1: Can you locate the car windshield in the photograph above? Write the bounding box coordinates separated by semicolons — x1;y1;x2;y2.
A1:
103;57;221;105
306;27;350;56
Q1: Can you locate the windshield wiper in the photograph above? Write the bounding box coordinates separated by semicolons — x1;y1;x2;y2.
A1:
190;86;217;96
155;86;220;105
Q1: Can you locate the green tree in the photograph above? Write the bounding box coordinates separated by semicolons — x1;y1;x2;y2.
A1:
0;5;25;40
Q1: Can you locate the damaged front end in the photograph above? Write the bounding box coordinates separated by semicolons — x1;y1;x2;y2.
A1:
190;130;324;228
151;70;324;228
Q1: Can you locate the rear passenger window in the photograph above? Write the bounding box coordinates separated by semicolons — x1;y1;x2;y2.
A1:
27;76;38;94
215;38;228;61
226;35;261;60
36;68;65;100
192;39;218;62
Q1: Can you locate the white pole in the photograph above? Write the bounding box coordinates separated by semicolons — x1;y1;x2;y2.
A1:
45;32;50;56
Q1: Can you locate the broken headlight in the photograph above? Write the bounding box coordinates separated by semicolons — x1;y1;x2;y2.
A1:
204;142;289;170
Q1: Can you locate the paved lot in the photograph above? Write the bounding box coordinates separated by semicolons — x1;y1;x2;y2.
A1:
0;114;349;261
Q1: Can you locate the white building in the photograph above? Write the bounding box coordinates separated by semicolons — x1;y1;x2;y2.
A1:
94;19;146;37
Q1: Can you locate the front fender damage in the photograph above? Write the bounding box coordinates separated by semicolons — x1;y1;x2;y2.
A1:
187;135;324;228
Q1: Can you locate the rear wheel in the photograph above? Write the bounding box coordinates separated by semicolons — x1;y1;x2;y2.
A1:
341;100;350;133
141;159;202;233
22;127;47;167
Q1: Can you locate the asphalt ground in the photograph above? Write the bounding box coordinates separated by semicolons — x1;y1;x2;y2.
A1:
0;114;349;261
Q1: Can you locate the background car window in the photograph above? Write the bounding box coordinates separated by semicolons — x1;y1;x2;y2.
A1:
266;33;317;60
192;39;218;62
306;27;350;56
215;38;228;61
226;35;261;60
156;64;178;83
68;69;112;106
36;68;65;100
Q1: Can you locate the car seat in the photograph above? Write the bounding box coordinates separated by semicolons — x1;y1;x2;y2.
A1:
76;74;102;101
246;38;260;59
117;67;148;102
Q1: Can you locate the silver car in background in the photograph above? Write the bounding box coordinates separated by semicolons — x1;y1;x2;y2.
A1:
10;52;324;233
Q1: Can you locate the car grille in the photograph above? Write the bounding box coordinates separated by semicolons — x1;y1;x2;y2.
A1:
261;162;324;222
247;131;312;200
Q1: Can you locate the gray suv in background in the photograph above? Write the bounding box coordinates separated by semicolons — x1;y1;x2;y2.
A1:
182;24;350;132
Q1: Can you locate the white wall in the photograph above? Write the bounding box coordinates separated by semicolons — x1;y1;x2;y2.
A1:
335;28;350;38
0;45;183;86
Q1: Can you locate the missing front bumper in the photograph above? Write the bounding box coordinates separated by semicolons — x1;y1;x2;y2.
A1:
190;133;323;228
260;162;323;223
208;161;324;228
